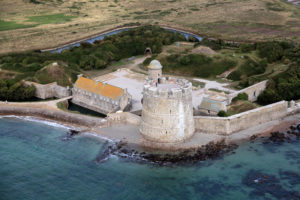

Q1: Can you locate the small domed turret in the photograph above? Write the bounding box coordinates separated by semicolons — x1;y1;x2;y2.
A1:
147;60;162;81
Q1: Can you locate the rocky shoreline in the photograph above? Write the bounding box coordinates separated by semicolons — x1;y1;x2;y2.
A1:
93;123;300;166
1;103;300;165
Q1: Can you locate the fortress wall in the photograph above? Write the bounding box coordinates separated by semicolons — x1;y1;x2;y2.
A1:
24;81;71;99
107;112;141;126
140;80;195;143
230;80;268;102
54;84;71;98
0;106;105;127
194;101;288;135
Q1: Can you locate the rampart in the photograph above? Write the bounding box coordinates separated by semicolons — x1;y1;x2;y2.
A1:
194;101;288;135
107;112;141;126
140;78;195;143
0;106;106;127
24;81;71;99
230;80;268;102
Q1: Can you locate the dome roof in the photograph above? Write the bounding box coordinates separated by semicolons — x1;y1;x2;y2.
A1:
148;60;163;70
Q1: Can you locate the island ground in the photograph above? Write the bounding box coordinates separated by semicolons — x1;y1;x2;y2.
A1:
0;97;299;151
1;0;300;54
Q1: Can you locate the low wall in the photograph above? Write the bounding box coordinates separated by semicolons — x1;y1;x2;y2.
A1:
0;106;106;127
194;101;288;135
107;112;141;126
230;80;268;102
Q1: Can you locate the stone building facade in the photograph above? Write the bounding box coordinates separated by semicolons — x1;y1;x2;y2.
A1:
72;76;132;115
140;77;195;143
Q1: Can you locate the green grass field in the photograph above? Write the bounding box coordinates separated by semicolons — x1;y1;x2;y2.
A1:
0;20;35;31
26;13;77;25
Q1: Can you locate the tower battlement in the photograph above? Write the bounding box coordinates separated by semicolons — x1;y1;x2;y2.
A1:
143;77;192;99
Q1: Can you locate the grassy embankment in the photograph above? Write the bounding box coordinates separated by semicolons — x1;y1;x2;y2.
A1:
0;26;185;86
0;25;299;105
0;0;300;54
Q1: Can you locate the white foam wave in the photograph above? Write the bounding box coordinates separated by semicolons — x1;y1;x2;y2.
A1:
0;115;72;130
82;132;114;142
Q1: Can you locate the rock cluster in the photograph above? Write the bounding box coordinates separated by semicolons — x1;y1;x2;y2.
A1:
242;170;300;199
95;140;237;165
268;123;300;143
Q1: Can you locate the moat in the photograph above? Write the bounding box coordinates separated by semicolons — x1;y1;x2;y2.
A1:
1;117;299;200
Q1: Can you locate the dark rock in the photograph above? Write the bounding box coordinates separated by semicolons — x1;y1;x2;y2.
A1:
279;170;300;185
250;135;257;140
242;170;300;199
69;129;80;136
269;131;287;143
232;164;243;169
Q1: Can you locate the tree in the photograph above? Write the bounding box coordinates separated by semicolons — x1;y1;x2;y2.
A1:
257;42;283;63
218;110;228;117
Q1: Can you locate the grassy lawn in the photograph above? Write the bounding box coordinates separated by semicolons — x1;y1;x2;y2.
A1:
0;20;36;31
227;100;259;115
26;13;77;25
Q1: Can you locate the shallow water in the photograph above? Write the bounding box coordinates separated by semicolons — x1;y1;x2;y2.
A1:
0;117;299;200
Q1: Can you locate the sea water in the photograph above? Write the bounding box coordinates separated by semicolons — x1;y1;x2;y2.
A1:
0;117;299;200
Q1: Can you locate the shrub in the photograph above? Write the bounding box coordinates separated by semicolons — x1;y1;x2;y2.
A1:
228;70;242;81
257;42;283;63
217;110;228;117
232;93;248;102
257;63;300;105
0;80;36;101
240;43;255;53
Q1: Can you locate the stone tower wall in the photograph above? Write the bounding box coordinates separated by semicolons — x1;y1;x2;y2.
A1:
148;68;162;81
140;79;195;143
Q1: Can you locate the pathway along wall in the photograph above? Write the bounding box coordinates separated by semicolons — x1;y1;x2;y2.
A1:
0;106;105;127
140;79;195;143
194;101;288;135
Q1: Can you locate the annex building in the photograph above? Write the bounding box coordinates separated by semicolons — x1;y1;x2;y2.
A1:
72;75;132;115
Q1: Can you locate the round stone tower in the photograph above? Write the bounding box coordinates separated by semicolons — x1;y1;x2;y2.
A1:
147;60;162;82
140;77;195;143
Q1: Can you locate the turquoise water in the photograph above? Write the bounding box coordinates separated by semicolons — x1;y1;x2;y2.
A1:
0;117;299;200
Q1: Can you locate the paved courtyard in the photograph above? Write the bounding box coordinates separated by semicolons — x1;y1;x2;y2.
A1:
93;68;207;112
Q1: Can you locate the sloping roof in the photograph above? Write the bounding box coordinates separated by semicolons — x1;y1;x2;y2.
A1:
75;77;123;100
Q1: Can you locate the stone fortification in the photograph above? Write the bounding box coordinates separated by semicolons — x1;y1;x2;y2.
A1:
0;105;106;127
147;60;162;81
24;81;71;99
140;78;195;143
194;101;288;135
107;112;141;126
230;80;268;102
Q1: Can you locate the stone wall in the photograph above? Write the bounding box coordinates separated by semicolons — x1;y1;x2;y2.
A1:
107;112;141;126
140;78;195;143
72;87;120;115
230;80;268;102
0;106;106;127
194;101;288;135
148;68;162;81
24;81;71;99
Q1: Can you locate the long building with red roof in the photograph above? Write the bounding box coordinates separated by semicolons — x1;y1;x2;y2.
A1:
72;75;132;114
